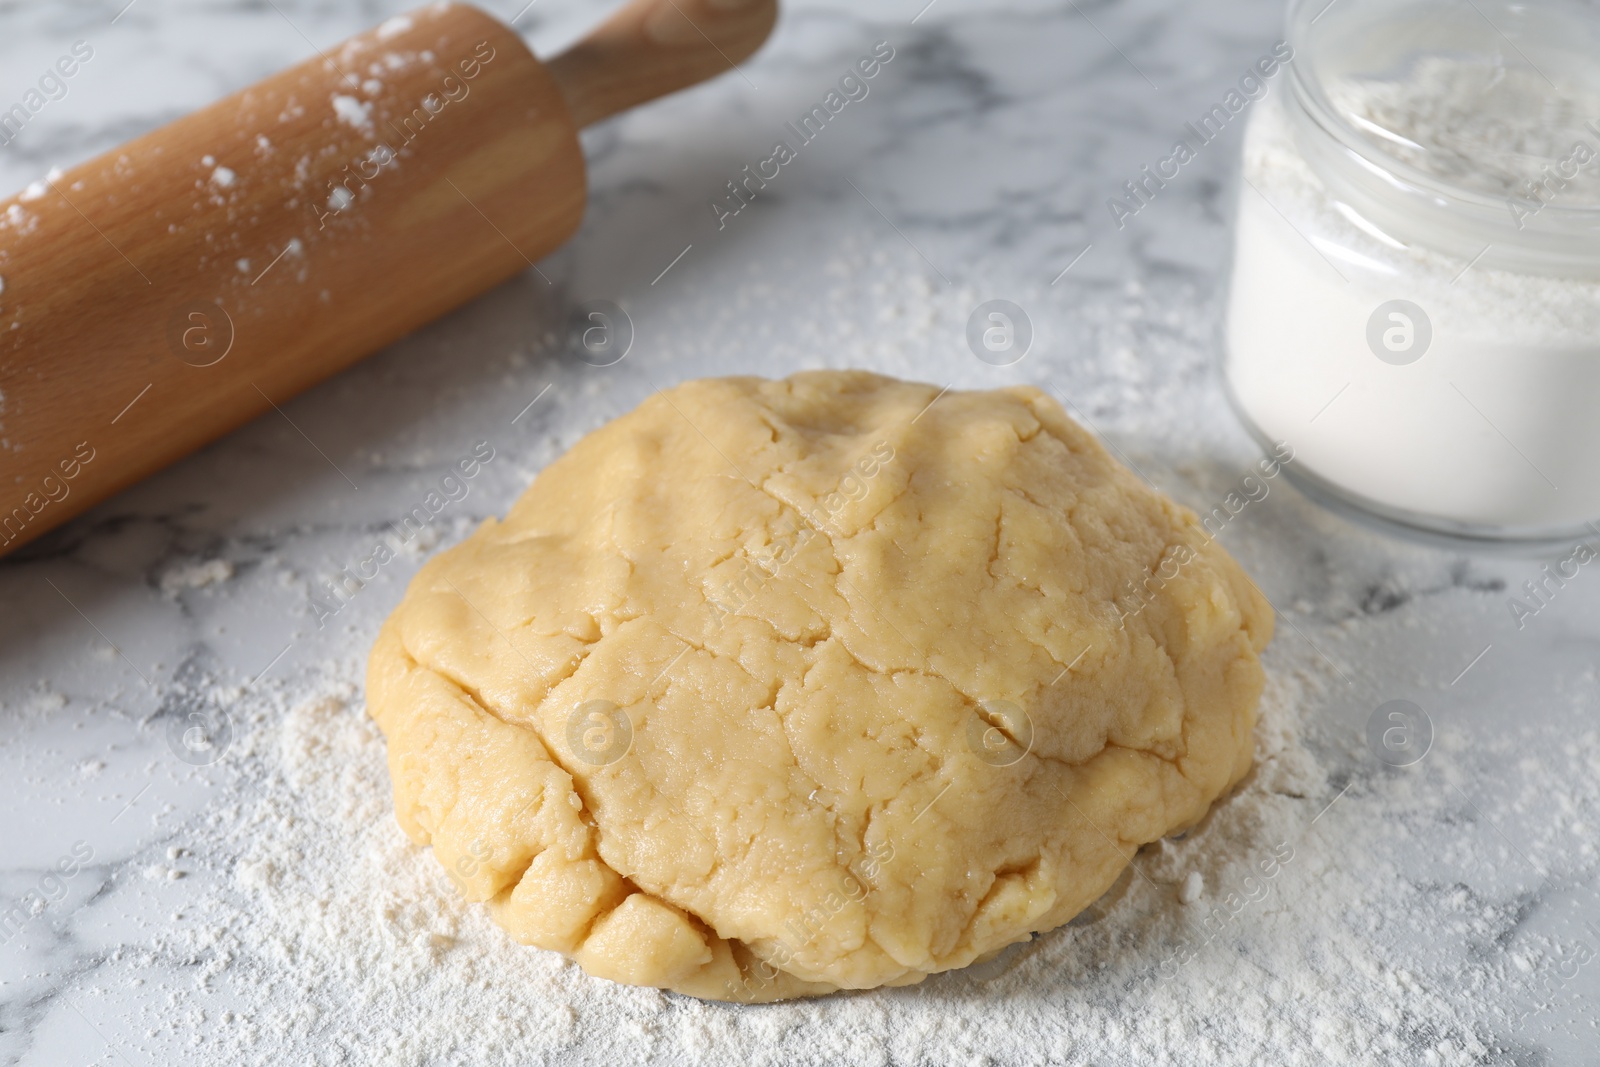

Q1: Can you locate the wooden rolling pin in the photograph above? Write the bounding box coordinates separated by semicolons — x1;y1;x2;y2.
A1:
0;0;775;557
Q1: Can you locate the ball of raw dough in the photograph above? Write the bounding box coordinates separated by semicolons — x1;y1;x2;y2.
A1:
366;371;1273;1001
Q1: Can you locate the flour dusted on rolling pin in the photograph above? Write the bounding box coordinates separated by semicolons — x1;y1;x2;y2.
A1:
0;2;597;557
312;36;501;230
2;0;795;557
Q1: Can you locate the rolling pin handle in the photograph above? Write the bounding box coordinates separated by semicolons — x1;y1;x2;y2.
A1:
547;0;778;128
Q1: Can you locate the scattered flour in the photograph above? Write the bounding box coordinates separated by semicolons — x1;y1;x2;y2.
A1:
158;559;235;597
83;600;1596;1065
14;245;1596;1065
28;687;66;713
1176;871;1204;905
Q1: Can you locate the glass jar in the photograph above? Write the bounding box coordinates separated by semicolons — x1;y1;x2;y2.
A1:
1223;0;1600;542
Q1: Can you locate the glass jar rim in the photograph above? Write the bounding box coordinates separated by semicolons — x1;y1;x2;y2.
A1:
1283;0;1600;224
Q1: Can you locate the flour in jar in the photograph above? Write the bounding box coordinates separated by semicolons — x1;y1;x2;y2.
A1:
1328;57;1600;205
1226;57;1600;535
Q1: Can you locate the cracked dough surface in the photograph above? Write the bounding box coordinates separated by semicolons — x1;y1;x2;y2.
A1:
366;371;1273;1001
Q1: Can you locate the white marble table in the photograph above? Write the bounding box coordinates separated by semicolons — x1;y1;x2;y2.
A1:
2;1;1596;1064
